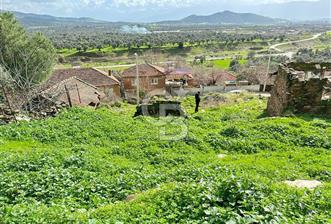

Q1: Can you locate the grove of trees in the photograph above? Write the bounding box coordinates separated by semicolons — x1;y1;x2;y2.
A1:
39;26;286;52
293;48;331;63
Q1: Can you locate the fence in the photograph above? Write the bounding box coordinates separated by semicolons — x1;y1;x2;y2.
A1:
170;85;260;96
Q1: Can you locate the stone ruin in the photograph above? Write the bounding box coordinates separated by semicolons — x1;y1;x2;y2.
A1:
267;62;331;116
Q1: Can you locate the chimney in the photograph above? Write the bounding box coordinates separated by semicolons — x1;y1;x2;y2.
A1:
108;70;112;76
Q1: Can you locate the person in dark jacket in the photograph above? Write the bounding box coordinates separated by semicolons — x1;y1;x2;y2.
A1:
195;91;201;113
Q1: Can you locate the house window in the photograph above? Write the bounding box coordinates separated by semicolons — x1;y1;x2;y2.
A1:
132;78;138;86
151;78;158;85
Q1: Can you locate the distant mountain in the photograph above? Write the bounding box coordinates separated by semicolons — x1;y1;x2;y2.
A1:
159;11;286;25
9;11;109;27
253;0;330;21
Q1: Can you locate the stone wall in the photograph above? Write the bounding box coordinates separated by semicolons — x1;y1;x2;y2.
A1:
267;63;331;116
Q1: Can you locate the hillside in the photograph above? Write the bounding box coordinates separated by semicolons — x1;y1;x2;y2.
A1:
9;11;109;27
8;10;286;28
0;94;330;223
164;11;285;25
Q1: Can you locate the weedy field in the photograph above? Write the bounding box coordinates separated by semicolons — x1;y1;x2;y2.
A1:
0;94;330;223
211;59;248;69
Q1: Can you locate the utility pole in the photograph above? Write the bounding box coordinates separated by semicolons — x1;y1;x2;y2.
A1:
64;85;72;108
264;50;272;92
135;53;140;105
76;84;82;104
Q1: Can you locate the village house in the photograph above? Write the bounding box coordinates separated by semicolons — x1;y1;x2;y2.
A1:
41;77;103;107
122;64;167;99
165;68;195;87
210;71;237;86
24;76;105;114
46;68;121;98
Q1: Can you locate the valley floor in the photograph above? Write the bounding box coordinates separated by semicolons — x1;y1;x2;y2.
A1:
0;93;330;223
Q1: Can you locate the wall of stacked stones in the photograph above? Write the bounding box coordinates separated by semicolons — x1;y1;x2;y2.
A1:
267;63;331;117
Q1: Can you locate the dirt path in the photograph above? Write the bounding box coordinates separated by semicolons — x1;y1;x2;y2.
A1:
270;33;323;52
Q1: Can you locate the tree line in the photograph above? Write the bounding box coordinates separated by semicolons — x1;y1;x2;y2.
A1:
41;27;286;51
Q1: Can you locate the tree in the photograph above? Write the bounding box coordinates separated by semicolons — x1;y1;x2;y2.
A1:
237;64;271;86
0;12;56;112
229;59;240;72
0;12;56;90
178;42;184;49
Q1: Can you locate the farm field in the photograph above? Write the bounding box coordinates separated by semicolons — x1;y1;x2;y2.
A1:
0;94;330;223
56;45;253;69
55;30;330;70
212;58;248;69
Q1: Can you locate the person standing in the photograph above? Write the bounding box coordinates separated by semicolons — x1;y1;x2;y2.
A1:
195;91;201;113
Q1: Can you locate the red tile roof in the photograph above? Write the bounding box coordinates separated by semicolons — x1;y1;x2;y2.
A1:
43;77;98;95
122;64;166;78
45;68;120;88
215;71;237;83
167;68;194;80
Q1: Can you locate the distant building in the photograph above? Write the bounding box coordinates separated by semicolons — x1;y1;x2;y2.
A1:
237;80;250;86
165;68;195;87
122;64;166;99
46;68;121;98
211;71;237;86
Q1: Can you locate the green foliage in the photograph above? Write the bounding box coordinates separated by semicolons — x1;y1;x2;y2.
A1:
0;95;330;223
0;12;56;89
212;58;247;69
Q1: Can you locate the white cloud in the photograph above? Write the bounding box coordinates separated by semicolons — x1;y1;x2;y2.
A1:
1;0;318;12
112;0;203;7
1;0;107;12
112;0;317;7
0;0;322;21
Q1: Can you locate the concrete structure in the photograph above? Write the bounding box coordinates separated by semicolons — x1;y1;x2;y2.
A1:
134;100;187;118
267;62;331;116
171;85;260;96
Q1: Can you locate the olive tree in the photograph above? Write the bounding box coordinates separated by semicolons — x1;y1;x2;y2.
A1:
0;12;56;90
0;12;56;111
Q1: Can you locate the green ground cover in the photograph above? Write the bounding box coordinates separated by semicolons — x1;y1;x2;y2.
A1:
0;94;330;223
56;40;265;68
212;59;248;69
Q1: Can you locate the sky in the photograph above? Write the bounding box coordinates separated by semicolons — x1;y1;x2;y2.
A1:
0;0;330;22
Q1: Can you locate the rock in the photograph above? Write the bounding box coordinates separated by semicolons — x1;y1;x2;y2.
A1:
284;180;322;190
16;115;31;122
125;194;136;202
217;154;227;159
